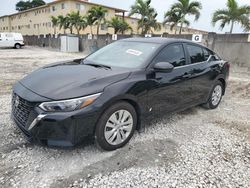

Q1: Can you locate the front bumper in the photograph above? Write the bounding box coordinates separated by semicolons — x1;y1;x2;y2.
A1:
12;103;99;147
11;84;99;147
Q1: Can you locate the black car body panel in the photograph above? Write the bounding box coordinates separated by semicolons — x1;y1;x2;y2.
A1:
11;38;229;147
20;61;131;100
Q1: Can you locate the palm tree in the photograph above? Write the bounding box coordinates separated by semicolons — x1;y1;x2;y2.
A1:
87;6;107;37
66;11;87;34
77;17;88;35
212;0;250;33
120;20;133;34
86;15;96;35
108;17;132;34
51;16;58;35
163;9;190;34
129;0;157;34
57;15;69;34
138;12;161;34
170;0;202;34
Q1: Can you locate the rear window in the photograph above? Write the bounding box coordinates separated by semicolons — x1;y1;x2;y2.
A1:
187;44;205;63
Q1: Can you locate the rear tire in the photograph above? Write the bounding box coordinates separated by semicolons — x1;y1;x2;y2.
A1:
203;81;223;109
95;102;137;151
15;43;21;49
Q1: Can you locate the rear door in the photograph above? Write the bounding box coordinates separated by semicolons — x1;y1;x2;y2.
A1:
146;43;194;116
184;43;217;104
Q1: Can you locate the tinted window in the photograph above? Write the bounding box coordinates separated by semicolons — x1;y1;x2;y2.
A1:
187;44;205;63
154;44;186;67
203;48;221;61
203;48;212;61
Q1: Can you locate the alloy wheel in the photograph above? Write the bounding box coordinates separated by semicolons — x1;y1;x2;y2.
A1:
104;110;133;145
211;85;222;106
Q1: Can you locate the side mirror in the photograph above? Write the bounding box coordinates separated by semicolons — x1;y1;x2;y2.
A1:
154;62;174;73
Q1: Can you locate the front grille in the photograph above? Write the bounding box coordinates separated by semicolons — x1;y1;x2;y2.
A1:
12;93;34;127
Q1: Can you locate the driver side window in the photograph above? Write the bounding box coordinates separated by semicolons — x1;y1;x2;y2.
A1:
154;44;186;67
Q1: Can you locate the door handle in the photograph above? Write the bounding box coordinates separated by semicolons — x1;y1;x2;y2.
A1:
182;73;192;78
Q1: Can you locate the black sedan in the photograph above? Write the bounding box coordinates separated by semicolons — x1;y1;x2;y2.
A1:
11;38;230;150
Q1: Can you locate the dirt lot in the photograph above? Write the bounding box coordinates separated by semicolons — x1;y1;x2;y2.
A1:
0;47;249;188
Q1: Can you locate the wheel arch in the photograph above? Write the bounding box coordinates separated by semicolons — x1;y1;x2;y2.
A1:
216;76;226;95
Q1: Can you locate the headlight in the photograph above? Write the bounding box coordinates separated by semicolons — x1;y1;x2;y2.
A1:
39;93;101;112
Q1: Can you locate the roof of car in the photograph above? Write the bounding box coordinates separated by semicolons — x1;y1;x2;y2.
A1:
121;37;194;44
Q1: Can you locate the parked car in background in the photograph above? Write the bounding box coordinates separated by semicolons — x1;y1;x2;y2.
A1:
0;32;24;49
11;38;230;151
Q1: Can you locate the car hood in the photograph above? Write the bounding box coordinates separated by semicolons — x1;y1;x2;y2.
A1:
19;61;131;100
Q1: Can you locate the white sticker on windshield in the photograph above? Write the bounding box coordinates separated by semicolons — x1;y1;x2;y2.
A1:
126;49;143;56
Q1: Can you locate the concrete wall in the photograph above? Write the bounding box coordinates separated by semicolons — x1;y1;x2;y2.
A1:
23;34;132;53
23;33;250;67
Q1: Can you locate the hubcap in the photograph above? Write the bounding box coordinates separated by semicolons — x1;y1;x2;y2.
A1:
211;85;222;106
104;110;133;145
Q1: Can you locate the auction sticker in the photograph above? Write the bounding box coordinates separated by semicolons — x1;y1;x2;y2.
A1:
126;49;142;56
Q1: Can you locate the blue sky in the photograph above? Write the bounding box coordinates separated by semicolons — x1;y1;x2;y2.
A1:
0;0;249;33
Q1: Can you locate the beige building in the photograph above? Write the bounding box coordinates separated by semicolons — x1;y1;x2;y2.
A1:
0;0;207;36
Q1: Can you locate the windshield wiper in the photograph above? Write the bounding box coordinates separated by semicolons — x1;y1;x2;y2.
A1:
85;63;111;70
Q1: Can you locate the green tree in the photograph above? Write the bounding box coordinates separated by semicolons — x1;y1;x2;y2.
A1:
87;6;107;37
51;16;58;35
16;0;45;11
57;15;69;34
30;0;46;8
212;0;250;33
86;15;96;35
66;11;87;34
138;12;161;34
108;17;132;34
129;0;157;34
163;9;190;34
170;0;202;34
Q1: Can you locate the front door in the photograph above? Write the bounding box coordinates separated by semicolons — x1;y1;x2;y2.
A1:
146;43;194;118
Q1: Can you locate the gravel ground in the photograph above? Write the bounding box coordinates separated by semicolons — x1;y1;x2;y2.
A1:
0;47;249;188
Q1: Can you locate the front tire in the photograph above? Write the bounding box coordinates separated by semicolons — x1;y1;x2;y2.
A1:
95;102;137;151
203;81;223;109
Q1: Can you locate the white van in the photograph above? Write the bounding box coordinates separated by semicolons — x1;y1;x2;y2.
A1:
0;33;25;49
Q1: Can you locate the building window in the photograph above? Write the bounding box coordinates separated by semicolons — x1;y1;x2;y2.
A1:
61;3;65;9
101;23;108;31
52;6;56;12
76;3;85;11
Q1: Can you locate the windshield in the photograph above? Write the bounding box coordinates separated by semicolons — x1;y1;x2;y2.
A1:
84;41;160;68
